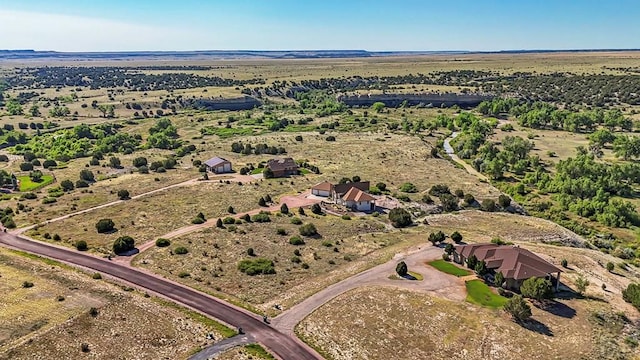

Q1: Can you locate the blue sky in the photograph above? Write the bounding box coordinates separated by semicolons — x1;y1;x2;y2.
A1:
0;0;638;51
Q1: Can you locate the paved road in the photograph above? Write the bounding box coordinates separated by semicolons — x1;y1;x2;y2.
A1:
0;232;322;360
189;333;256;360
271;244;465;334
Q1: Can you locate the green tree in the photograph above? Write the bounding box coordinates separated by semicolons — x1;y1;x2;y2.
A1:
396;261;408;276
95;218;115;233
311;203;323;215
258;197;267;207
29;170;43;182
474;260;487;276
6;100;23;115
466;255;478;270
75;240;88;251
372;102;385;113
29;105;41;117
444;243;455;255
389;208;412;228
109;157;121;168
280;203;289;214
520;277;553;301
263;167;274;179
299;223;318;237
79;169;95;182
117;189;130;200
498;194;511;208
622;283;640;310
60;179;74;192
428;231;446;245
450;231;463;243
606;262;615;272
504;295;532;322
113;236;135;254
494;272;505;287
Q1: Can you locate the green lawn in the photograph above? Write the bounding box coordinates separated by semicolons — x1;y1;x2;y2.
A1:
465;280;508;308
18;174;54;192
428;259;471;277
251;167;265;175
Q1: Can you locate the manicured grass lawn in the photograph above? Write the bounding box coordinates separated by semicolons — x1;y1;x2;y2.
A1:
428;259;471;277
251;167;265;175
465;280;508;308
18;175;54;192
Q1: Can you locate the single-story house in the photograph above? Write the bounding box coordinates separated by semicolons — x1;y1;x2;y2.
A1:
204;157;232;174
311;181;332;197
453;244;563;291
266;158;299;177
331;181;370;202
341;187;376;212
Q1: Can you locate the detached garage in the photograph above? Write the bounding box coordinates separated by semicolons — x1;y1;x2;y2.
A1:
204;157;232;174
311;181;332;197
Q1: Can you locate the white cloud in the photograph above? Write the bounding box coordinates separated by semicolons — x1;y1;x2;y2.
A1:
0;10;203;51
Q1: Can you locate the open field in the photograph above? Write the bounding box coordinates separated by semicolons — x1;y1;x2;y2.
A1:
0;248;228;360
297;285;638;360
26;178;301;254
135;213;389;308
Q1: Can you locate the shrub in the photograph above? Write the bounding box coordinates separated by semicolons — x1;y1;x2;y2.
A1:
422;194;434;204
299;223;318;237
575;274;590;295
289;236;305;245
280;203;289;214
117;189;130;200
276;228;287;236
75;179;89;188
341;214;351;220
504;295;531;322
450;231;463;243
463;193;475;205
42;159;57;169
92;273;102;279
399;182;418;193
561;259;568;268
52;234;61;241
444;243;454;255
241;214;251;222
216;218;224;228
227;206;235;214
237;258;275;275
311;203;322;215
498;194;511;208
439;193;459;212
22;192;37;200
75;240;88;251
290;217;302;225
389;208;412;228
252;212;271;223
520;277;553;301
113;236;135;254
19;162;34;171
192;215;206;224
454;189;465;198
22;281;34;288
60;179;74;192
247;248;255;256
325;135;336;141
263;168;274;178
321;240;333;247
95;218;115;233
258;197;267;207
442;253;450;261
606;262;615;272
474;260;487;275
301;263;310;269
481;199;496;212
89;307;99;317
396;261;408;276
623;283;640;310
174;246;189;255
178;271;190;278
42;197;57;204
155;238;171;247
429;184;450;196
295;135;303;142
466;255;478;269
79;169;95;182
223;217;235;224
428;231;446;245
494;271;505;287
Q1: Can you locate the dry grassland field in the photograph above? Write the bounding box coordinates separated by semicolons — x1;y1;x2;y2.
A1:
135;213;388;308
0;248;227;360
4;51;640;360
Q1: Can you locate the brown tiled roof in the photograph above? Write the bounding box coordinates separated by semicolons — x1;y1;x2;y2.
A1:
454;244;561;280
266;158;298;171
333;181;370;195
312;181;333;192
342;187;376;202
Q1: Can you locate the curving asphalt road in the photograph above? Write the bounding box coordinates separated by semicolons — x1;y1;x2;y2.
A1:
0;232;321;360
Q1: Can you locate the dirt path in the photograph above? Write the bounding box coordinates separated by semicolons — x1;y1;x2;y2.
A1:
443;132;489;181
130;191;324;263
0;232;321;360
13;173;257;235
271;244;467;334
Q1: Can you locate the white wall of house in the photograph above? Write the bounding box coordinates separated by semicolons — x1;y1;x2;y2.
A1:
312;189;330;197
345;200;373;211
211;162;232;173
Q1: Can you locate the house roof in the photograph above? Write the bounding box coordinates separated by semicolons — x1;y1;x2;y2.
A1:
454;244;562;280
333;181;370;195
342;187;376;202
312;181;333;192
204;157;229;167
266;158;298;171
